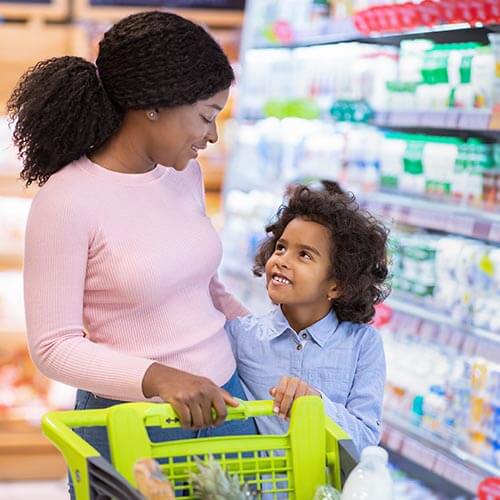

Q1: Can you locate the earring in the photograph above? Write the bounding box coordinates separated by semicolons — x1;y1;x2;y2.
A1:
146;110;158;121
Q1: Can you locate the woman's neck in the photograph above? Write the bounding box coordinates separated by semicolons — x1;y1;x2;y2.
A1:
89;117;155;174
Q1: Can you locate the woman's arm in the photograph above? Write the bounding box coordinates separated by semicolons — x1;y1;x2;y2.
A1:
209;275;249;320
24;188;154;401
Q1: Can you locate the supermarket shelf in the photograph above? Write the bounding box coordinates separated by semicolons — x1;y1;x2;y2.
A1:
252;22;497;50
0;423;66;480
386;295;500;345
359;191;500;244
240;109;499;136
0;253;23;271
382;411;500;494
0;330;26;351
199;155;226;192
374;110;500;137
0;173;37;198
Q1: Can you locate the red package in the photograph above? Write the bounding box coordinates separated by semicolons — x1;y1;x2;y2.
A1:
418;0;442;26
397;2;420;30
484;0;500;24
438;0;462;24
477;477;500;500
468;0;488;24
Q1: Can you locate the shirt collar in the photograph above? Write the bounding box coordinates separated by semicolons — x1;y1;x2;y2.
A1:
268;306;340;348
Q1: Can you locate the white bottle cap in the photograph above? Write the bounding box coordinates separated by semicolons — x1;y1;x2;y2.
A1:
360;446;389;464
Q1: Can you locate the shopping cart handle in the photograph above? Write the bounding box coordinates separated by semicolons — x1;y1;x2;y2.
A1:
226;399;274;419
141;399;276;427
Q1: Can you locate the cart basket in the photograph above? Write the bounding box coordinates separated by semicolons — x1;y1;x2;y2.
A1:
42;396;358;499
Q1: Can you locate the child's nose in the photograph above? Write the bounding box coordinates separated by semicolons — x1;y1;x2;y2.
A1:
277;255;290;269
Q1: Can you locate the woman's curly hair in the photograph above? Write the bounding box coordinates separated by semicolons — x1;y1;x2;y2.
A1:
7;11;234;187
254;181;390;324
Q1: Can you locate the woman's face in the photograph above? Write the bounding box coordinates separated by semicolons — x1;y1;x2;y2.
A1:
145;88;230;170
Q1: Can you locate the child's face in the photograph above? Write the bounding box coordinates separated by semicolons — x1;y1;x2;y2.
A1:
265;217;338;310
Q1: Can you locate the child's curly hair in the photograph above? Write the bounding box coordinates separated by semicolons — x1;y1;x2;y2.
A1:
253;181;390;324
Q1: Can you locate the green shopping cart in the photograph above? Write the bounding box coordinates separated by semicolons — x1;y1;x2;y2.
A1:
42;395;358;499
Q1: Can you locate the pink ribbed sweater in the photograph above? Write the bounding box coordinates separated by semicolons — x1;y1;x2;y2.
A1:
24;157;246;401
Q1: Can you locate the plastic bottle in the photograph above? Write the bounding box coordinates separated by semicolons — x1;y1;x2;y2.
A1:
341;446;394;500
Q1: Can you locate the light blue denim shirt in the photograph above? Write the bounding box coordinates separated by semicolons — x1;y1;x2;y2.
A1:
226;306;386;455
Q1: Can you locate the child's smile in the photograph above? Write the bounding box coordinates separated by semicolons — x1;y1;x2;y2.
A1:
270;271;292;286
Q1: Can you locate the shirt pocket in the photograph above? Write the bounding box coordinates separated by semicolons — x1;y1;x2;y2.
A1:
306;368;352;406
237;356;283;391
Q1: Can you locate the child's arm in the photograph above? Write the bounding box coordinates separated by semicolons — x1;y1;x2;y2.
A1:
319;329;386;453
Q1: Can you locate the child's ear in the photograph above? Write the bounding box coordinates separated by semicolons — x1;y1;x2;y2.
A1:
327;283;340;301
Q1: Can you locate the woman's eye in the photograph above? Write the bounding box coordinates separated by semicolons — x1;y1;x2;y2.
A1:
202;116;213;124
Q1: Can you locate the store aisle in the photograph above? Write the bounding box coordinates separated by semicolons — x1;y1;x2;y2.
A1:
0;479;67;499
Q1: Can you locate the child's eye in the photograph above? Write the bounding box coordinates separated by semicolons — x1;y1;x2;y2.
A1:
275;243;285;253
300;251;312;260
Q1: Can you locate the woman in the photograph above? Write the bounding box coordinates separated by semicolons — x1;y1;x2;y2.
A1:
9;10;257;464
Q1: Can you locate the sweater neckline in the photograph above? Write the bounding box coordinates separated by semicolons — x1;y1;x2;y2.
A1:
80;156;169;186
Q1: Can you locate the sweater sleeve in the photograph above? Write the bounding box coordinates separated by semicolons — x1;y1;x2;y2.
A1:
209;275;249;320
24;188;154;401
188;160;250;320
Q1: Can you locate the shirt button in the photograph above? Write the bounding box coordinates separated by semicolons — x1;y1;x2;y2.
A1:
296;344;303;351
301;333;308;339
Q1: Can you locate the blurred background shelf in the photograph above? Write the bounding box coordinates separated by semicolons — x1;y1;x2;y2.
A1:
382;411;500;494
373;109;500;137
0;253;23;271
387;295;500;345
0;174;36;199
253;22;499;49
0;422;66;481
359;191;500;243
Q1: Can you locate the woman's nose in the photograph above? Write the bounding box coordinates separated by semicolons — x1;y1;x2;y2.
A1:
207;121;218;144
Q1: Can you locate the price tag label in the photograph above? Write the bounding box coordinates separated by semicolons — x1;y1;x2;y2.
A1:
402;438;437;469
422;111;448;128
449;331;465;351
389;111;417;127
386;428;404;451
388;204;406;223
459;111;490;130
374;112;389;127
447;215;475;237
488;223;500;244
462;336;478;356
419;321;438;342
407;208;431;228
443;109;460;128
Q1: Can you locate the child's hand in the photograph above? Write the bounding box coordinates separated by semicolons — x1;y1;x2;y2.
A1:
269;376;320;420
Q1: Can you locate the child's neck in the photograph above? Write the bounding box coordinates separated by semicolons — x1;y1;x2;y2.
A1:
281;303;332;333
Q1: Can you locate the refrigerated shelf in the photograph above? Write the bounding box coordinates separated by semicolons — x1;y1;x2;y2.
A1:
253;22;497;49
386;295;500;346
382;411;500;494
359;192;500;244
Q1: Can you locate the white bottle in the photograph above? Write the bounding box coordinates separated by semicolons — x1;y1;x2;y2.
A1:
341;446;394;500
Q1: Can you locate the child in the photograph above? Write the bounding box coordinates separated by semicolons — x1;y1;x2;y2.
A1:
226;181;390;455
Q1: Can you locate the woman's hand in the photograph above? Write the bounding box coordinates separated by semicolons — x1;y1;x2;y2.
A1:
142;363;239;429
269;375;320;420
